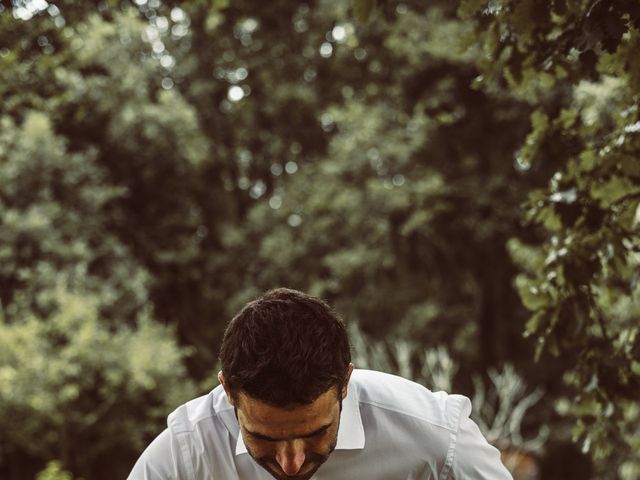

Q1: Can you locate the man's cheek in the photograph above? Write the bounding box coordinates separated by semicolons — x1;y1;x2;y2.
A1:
245;441;273;462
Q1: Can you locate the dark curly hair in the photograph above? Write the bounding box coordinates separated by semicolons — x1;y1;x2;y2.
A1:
219;288;351;406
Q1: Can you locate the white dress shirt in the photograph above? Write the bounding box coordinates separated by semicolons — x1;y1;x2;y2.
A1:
129;369;513;479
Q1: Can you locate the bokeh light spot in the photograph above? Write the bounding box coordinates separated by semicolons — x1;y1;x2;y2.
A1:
332;25;346;42
354;48;367;61
270;163;283;176
269;196;283;209
392;174;405;186
249;180;266;199
287;214;302;227
235;67;248;81
238;177;250;190
161;77;174;89
160;54;175;69
228;85;245;102
319;42;333;58
170;7;186;22
285;161;298;174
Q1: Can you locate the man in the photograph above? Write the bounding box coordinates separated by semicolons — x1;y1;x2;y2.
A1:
129;288;513;479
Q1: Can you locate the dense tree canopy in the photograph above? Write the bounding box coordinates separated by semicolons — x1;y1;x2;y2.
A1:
0;0;637;478
457;1;640;476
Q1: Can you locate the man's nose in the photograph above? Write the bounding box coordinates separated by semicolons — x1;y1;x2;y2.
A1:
275;439;306;475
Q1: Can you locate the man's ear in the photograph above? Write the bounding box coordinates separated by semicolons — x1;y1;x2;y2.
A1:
341;363;354;400
218;371;236;406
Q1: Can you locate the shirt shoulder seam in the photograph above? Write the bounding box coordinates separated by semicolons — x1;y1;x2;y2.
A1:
169;403;225;434
438;396;466;480
358;398;459;432
167;418;198;480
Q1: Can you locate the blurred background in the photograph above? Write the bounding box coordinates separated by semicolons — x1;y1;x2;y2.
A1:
0;0;639;479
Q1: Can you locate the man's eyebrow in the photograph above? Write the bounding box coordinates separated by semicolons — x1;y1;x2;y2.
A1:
246;422;333;442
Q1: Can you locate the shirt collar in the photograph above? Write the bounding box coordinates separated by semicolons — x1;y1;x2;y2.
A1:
235;380;364;456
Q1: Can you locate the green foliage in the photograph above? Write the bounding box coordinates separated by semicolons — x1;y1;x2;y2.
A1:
35;462;73;480
461;0;640;477
0;109;143;323
223;13;532;369
6;0;638;478
0;286;196;478
0;9;198;479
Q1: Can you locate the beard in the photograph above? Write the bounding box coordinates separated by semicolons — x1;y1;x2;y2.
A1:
247;437;337;480
237;395;343;480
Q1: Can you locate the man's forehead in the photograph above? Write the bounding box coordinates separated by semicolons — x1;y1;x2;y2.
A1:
235;385;339;410
236;391;306;411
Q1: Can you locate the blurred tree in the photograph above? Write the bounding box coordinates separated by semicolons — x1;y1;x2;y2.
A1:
4;0;633;478
1;0;539;375
458;0;640;477
0;1;235;375
0;11;198;479
221;0;538;373
0;286;195;479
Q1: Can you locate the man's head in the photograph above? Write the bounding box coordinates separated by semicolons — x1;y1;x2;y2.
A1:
218;288;353;480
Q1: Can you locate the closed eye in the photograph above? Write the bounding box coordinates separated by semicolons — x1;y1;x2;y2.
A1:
304;427;329;439
247;423;332;442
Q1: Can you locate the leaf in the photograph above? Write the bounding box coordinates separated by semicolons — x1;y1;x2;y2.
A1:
536;204;563;231
590;175;638;207
515;275;550;310
534;336;546;362
531;109;549;130
400;210;434;236
578;149;598;172
507;238;545;272
524;310;546;336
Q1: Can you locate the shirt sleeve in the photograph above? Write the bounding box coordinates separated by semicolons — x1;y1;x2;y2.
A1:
128;429;189;480
449;413;514;480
